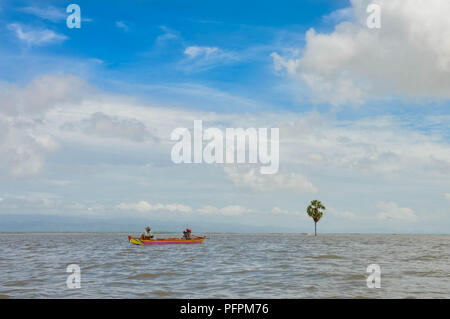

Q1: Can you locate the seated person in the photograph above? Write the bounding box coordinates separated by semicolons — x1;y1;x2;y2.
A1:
140;226;154;240
183;228;192;240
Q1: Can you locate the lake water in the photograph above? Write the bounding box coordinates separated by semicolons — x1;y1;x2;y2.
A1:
0;233;448;298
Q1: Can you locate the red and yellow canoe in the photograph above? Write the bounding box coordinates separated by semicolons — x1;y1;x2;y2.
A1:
128;235;206;246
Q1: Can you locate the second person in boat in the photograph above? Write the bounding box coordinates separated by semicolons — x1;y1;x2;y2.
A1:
183;228;192;240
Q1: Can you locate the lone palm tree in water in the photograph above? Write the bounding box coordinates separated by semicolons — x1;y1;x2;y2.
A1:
307;200;326;236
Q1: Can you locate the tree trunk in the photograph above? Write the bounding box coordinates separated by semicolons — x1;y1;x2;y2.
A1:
314;222;317;236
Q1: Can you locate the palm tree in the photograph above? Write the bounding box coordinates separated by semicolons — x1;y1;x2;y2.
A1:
307;200;326;236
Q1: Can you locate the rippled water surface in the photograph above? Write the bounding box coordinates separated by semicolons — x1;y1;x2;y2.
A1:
0;233;449;298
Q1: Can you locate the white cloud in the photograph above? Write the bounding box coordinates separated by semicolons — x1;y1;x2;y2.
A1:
2;193;60;208
328;207;357;220
18;6;93;23
116;201;255;217
0;117;58;177
140;82;260;111
0;75;88;177
272;0;450;105
182;46;239;71
272;206;304;216
279;113;450;176
224;167;317;193
116;21;130;31
3;75;450;181
377;202;418;222
0;74;85;116
7;23;67;45
197;205;254;216
18;6;66;22
322;7;354;24
156;26;180;43
116;201;192;213
426;157;450;175
445;193;450;200
81;112;157;142
184;46;221;59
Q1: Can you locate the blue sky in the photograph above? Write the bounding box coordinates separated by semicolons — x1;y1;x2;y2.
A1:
0;0;450;233
1;0;344;109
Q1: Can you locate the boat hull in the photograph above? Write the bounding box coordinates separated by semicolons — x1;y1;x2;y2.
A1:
128;236;205;245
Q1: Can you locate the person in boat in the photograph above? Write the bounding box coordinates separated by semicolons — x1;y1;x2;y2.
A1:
183;228;192;240
140;226;154;240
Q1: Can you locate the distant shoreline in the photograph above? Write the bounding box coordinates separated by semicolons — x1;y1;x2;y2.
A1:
0;232;449;236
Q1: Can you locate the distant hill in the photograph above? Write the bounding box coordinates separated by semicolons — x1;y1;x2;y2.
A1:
0;214;301;233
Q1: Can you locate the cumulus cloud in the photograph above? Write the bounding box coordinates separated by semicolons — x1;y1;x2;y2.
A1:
224;166;317;193
272;0;450;105
81;112;157;142
279;113;450;176
116;201;192;213
3;74;450;181
0;117;58;177
0;74;86;116
8;23;67;45
0;75;85;177
377;201;418;222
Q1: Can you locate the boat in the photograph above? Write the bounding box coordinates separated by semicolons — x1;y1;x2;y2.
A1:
128;235;206;245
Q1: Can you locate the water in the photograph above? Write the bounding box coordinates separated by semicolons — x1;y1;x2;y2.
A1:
0;233;448;298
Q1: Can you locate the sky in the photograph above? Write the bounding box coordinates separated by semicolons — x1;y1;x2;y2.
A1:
0;0;449;233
